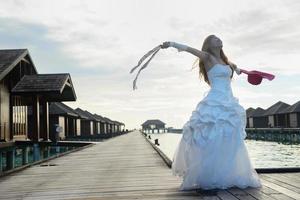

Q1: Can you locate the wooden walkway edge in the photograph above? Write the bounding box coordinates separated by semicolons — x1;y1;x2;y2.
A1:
0;130;299;199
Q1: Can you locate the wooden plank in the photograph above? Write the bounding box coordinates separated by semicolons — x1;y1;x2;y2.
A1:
282;173;300;181
0;130;299;200
243;187;275;200
217;190;239;200
227;188;257;200
260;178;300;200
261;174;300;192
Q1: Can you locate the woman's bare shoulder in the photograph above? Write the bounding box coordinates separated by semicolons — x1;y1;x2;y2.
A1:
202;54;215;71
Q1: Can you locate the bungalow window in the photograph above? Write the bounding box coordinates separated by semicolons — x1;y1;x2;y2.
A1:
12;96;27;136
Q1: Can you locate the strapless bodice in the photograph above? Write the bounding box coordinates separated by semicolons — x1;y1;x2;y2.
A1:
207;64;233;96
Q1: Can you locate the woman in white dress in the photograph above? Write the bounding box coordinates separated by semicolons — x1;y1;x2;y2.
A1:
161;35;262;191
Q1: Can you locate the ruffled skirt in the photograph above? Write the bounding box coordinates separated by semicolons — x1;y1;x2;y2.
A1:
171;90;262;190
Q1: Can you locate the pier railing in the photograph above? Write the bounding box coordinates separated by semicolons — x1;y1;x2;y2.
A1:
65;131;130;141
246;128;300;143
143;128;300;143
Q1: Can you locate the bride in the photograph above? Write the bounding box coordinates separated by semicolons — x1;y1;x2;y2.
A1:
161;35;262;191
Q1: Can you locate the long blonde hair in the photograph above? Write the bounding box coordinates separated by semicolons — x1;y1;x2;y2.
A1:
191;35;234;86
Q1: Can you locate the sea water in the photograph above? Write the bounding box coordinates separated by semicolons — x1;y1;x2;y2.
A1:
147;132;300;168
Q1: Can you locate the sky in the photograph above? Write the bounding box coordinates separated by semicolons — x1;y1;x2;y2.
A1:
0;0;300;129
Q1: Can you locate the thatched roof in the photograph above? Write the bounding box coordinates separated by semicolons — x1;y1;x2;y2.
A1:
49;102;78;117
111;120;125;126
81;110;100;122
246;107;256;117
279;100;300;114
263;101;290;115
11;73;76;101
0;49;37;80
141;119;166;126
248;107;266;117
74;108;92;120
103;117;115;124
93;114;107;123
117;121;125;125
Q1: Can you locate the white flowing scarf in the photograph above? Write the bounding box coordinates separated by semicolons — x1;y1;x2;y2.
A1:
129;45;162;90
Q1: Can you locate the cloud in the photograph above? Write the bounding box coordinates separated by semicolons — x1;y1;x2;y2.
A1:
166;3;300;78
0;17;81;73
0;0;300;129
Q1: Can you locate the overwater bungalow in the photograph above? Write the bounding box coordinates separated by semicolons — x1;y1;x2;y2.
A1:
111;120;118;133
111;119;120;133
263;101;291;128
278;100;300;128
141;119;167;133
49;102;79;140
119;121;125;132
93;114;107;134
116;121;125;132
74;108;94;136
0;49;76;143
246;107;255;128
247;107;268;128
80;110;101;135
112;120;125;132
102;117;114;134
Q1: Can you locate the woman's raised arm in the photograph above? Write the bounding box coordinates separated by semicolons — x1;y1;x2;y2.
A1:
161;41;209;61
227;60;242;75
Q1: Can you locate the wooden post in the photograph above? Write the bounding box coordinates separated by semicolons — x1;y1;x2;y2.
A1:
22;147;29;165
47;146;51;158
45;102;49;140
9;95;13;141
65;117;69;138
6;149;15;170
42;146;50;159
0;151;2;172
73;118;76;136
32;96;40;142
74;118;78;136
40;100;49;141
33;143;40;162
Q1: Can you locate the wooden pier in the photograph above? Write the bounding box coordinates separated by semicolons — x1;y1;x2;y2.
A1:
0;130;299;199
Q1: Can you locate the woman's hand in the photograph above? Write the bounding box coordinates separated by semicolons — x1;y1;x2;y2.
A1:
161;41;171;49
161;41;189;53
235;67;242;75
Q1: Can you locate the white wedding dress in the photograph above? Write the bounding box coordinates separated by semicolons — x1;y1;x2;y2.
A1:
172;63;262;190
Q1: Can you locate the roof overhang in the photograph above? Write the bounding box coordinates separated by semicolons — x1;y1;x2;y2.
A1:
0;49;38;81
11;73;76;101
